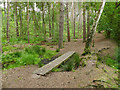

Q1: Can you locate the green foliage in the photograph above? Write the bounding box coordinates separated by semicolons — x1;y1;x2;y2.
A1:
96;62;100;68
13;51;22;57
2;46;17;52
19;53;36;65
105;57;118;69
50;46;54;48
25;45;46;56
97;55;103;61
62;60;74;71
2;45;57;70
74;53;81;68
38;60;44;67
56;48;60;52
81;60;86;67
51;68;61;72
97;2;120;42
42;47;46;53
56;53;81;72
97;53;119;69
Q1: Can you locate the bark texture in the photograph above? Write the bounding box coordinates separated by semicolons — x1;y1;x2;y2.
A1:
66;2;70;42
83;4;86;42
52;4;54;40
27;0;30;43
48;3;52;37
84;1;106;54
87;8;90;39
15;2;19;37
6;0;10;43
58;2;64;49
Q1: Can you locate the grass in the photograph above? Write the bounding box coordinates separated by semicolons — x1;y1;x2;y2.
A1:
97;54;119;69
105;57;118;69
52;53;81;72
2;45;57;70
2;45;18;52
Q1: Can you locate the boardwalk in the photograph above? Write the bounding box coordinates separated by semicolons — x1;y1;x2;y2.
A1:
33;51;75;75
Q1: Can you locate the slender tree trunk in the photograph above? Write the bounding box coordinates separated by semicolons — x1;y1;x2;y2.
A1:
3;2;6;36
73;3;76;39
27;0;30;43
77;14;80;36
48;3;52;37
6;0;10;43
58;2;64;49
87;8;90;39
71;2;74;38
52;4;54;40
42;3;46;41
32;4;37;36
84;1;106;54
66;2;70;42
19;5;22;37
15;2;19;37
83;3;86;42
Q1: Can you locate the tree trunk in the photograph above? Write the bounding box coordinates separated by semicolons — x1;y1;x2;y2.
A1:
58;2;64;49
71;2;74;38
73;2;76;39
42;3;46;41
48;3;52;37
66;2;70;42
6;0;10;43
87;8;90;39
52;4;54;40
15;2;19;37
84;1;106;54
27;0;30;43
19;5;22;37
32;4;37;36
83;3;86;42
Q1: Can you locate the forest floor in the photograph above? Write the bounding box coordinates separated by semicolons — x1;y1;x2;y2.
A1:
2;33;119;88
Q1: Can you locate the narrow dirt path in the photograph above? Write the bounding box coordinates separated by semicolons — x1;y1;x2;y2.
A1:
2;33;118;88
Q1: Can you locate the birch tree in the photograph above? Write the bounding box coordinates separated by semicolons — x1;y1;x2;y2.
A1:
84;0;106;54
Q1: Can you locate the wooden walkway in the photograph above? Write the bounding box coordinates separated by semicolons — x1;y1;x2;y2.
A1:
33;51;75;75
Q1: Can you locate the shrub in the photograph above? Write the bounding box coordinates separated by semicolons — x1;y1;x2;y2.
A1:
25;47;33;54
105;57;118;69
19;53;36;65
38;60;44;67
42;47;46;53
13;51;22;57
56;48;60;52
62;60;74;71
74;54;81;68
32;45;41;54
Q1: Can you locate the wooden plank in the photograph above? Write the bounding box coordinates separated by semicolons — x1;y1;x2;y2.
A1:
33;51;75;75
